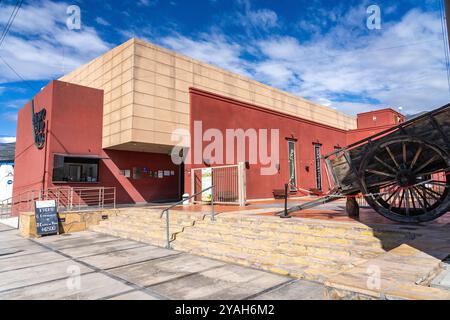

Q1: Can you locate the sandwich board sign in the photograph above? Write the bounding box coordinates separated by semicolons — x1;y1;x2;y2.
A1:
35;200;59;236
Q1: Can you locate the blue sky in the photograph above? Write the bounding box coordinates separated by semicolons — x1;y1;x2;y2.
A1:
0;0;448;139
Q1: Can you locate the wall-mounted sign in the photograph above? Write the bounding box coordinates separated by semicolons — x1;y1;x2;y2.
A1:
31;99;47;150
35;200;59;236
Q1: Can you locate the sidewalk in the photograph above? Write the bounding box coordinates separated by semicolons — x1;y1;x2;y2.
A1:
0;224;324;300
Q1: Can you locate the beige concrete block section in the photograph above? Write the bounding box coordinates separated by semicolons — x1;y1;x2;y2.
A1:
60;38;357;152
19;210;118;238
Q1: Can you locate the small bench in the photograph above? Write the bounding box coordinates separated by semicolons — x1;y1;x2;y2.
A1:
273;189;287;199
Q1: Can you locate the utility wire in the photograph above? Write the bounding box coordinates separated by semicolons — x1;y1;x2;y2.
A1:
0;0;23;48
439;0;450;95
0;0;36;91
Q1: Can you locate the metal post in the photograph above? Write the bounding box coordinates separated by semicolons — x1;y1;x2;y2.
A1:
165;209;171;249
445;1;450;53
280;183;291;219
113;188;116;209
211;185;215;221
69;188;73;210
190;168;195;204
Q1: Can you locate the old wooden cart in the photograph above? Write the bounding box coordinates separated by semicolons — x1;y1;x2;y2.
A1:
282;104;450;223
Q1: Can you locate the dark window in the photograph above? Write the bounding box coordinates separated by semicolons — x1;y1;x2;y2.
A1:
52;155;99;183
314;144;322;191
287;140;297;191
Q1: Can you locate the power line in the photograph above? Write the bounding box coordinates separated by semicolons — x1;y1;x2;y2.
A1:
0;0;23;48
0;0;36;91
439;0;450;95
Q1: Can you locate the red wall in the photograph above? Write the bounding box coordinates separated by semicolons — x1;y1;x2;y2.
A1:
100;149;180;203
186;89;404;200
14;81;403;209
13;80;180;215
186;89;349;199
357;108;405;129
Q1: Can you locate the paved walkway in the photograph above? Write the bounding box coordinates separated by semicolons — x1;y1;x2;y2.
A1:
0;223;325;300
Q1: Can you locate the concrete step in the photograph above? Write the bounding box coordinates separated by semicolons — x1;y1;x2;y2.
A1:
90;209;436;285
193;215;417;241
171;240;358;282
177;216;412;250
179;222;403;250
325;243;450;300
93;221;187;236
90;225;168;247
174;232;384;260
104;216;196;229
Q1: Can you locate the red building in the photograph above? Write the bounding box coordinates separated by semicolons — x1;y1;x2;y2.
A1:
12;39;405;213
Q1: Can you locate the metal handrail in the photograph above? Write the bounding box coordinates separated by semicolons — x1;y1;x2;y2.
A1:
1;186;116;215
159;185;215;218
160;185;215;249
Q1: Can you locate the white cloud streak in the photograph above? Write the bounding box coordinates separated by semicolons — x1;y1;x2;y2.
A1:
0;0;111;83
162;6;449;115
0;136;16;143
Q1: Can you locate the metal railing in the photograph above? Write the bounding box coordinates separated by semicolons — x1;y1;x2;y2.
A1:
0;186;116;217
160;185;215;249
191;163;246;206
0;197;13;218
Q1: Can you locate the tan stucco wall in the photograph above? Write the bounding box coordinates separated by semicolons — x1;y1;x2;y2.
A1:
60;38;357;152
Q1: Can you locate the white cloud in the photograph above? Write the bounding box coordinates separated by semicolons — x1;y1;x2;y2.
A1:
157;7;448;115
0;137;16;143
160;33;251;77
253;8;449;114
3;99;27;110
1;112;18;123
0;0;111;83
137;0;158;7
246;9;278;29
95;17;110;26
237;0;278;30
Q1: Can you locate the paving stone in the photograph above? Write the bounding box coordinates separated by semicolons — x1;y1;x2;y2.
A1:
0;272;133;300
0;230;24;243
79;246;179;270
108;290;161;300
251;280;325;300
0;251;68;272
109;253;226;287
0;223;13;232
0;242;47;259
34;231;120;250
0;260;92;293
149;264;289;300
59;239;146;258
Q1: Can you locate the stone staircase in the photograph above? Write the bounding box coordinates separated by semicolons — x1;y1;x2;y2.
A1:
90;207;205;248
90;207;419;283
171;213;418;282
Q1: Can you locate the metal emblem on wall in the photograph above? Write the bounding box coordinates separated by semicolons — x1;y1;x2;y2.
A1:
31;99;46;149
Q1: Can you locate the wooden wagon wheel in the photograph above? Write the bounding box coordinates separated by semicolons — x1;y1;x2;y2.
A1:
360;136;450;223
